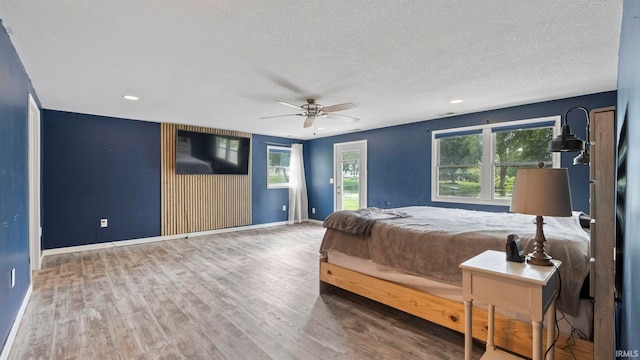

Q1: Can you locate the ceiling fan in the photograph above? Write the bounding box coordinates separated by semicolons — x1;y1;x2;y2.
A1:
260;99;359;128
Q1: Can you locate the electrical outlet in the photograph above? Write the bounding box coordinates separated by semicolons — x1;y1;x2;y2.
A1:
312;208;316;214
11;268;15;288
100;218;108;228
282;205;287;211
329;178;334;184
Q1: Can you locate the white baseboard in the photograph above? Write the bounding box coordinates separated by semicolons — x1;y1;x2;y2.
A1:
0;284;32;360
42;221;292;256
306;219;324;225
42;242;115;256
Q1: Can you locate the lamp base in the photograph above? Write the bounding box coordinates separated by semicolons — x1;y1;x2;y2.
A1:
527;252;554;266
527;215;554;266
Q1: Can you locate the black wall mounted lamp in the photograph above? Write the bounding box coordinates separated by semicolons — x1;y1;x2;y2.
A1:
548;106;590;165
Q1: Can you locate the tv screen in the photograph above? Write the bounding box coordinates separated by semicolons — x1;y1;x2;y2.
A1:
176;130;250;175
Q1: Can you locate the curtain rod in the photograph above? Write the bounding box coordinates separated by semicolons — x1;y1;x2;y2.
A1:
263;141;292;147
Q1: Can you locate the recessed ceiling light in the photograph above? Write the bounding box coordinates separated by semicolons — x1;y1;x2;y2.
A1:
450;99;463;104
317;127;325;130
123;95;139;101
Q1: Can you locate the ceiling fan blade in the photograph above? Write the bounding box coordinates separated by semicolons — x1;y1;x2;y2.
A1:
259;113;302;119
259;70;308;94
322;103;357;112
326;113;360;123
303;116;315;128
276;101;302;109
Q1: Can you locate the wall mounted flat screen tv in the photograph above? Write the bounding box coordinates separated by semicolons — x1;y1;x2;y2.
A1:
176;130;250;175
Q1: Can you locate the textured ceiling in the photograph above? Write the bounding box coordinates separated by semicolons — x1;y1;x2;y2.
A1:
0;1;623;139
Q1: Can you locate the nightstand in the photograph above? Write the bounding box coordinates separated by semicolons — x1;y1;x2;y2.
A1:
459;250;561;360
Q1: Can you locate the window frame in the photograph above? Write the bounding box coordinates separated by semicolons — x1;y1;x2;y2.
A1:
431;116;561;206
267;145;291;189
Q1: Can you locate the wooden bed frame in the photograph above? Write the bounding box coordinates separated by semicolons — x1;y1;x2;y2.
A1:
319;255;594;360
318;107;615;359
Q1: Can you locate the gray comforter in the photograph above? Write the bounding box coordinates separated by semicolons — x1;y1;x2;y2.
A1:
320;206;590;316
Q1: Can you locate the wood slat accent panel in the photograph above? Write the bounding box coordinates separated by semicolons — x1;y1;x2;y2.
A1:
161;124;252;235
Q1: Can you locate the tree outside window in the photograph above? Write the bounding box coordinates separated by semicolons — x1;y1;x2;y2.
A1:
494;127;553;199
437;134;482;198
433;117;559;205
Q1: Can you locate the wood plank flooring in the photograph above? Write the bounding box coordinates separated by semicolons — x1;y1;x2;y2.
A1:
9;223;484;359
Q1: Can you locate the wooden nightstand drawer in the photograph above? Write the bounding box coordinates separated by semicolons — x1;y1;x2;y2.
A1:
469;273;534;313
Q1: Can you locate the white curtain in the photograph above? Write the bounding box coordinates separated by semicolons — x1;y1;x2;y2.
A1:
288;143;309;224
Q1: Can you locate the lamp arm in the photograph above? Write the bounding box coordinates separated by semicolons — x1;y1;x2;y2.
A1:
563;106;589;122
584;111;591;147
562;106;590;145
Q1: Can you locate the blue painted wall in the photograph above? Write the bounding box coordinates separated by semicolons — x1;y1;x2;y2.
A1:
616;0;640;354
41;110;161;249
40;118;305;249
0;20;38;354
251;134;306;224
307;91;617;221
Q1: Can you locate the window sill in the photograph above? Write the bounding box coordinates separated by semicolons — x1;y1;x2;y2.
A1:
431;197;511;207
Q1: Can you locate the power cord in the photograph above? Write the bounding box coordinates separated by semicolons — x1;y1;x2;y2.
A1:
545;263;563;359
544;263;588;360
555;311;588;359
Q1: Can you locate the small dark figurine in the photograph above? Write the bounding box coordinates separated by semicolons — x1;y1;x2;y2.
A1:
505;233;525;262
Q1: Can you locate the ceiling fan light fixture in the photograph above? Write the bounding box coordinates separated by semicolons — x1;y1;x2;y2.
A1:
263;98;359;129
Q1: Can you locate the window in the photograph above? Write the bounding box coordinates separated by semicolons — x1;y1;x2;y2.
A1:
435;130;483;199
267;146;291;188
432;116;560;205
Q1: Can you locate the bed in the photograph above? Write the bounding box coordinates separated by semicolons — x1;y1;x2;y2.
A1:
319;206;594;359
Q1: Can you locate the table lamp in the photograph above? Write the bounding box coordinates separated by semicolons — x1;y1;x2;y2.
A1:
510;164;572;266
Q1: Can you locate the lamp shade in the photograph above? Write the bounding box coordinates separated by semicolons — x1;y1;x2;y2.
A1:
573;149;590;165
548;123;585;152
510;168;572;217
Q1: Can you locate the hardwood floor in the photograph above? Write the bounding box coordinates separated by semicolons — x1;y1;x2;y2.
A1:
10;223;483;359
